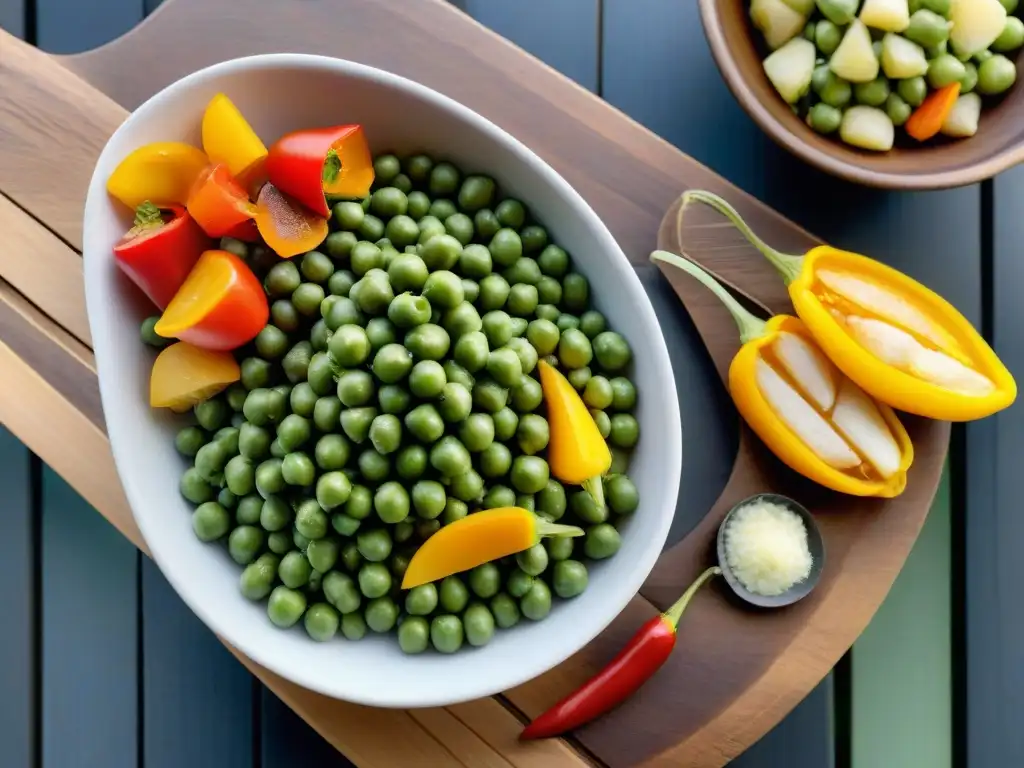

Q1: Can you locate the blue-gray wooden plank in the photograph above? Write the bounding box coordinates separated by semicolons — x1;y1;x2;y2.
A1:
35;0;143;54
0;427;34;768
0;0;24;38
41;467;138;768
967;170;1024;767
143;558;255;768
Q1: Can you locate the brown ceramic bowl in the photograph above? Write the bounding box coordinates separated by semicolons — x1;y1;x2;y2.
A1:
699;0;1024;189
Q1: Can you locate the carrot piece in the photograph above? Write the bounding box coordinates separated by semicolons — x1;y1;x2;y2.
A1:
905;83;961;142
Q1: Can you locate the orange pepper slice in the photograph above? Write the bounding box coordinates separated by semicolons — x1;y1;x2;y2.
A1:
106;142;209;210
150;341;240;411
906;82;961;142
254;182;329;258
201;93;268;180
186;164;257;238
402;507;582;589
155;249;268;351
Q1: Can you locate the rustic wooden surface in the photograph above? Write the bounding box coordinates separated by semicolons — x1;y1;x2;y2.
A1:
0;0;950;765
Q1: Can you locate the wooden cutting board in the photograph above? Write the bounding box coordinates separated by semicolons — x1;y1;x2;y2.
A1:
0;1;948;765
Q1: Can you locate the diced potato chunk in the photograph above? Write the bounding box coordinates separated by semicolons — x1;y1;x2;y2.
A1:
830;20;880;83
880;33;928;79
751;0;808;50
941;92;983;137
840;106;895;150
763;37;818;103
949;0;1007;57
860;0;911;32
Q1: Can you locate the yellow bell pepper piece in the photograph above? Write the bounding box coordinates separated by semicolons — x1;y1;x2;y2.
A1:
680;190;1017;422
402;507;582;589
201;93;268;180
537;359;612;508
107;142;209;210
150;341;240;412
652;251;914;498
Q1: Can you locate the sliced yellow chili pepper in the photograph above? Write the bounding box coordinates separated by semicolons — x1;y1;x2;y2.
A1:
538;359;612;509
107;142;209;210
652;250;913;498
201;93;268;180
150;341;240;412
402;507;583;589
680;190;1016;422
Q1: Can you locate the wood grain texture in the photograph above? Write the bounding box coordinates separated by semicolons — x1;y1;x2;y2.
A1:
699;0;1024;189
0;1;946;765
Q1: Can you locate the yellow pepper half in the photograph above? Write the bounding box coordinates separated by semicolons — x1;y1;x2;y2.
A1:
201;93;268;180
107;142;209;210
150;341;240;412
538;359;612;509
652;250;914;498
681;190;1017;422
402;507;583;589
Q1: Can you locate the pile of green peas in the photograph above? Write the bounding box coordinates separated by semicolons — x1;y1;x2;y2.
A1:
795;0;1023;139
155;151;643;655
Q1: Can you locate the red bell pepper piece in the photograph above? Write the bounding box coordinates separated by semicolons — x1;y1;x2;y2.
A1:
520;566;722;740
223;218;261;243
112;202;211;310
186;163;257;237
264;125;374;216
154;249;269;351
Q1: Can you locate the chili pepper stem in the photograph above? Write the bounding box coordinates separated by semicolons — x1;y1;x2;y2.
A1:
663;566;722;629
534;519;585;539
651;250;766;344
677;190;804;285
582;476;607;512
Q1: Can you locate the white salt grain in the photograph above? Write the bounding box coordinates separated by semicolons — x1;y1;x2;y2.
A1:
724;500;813;597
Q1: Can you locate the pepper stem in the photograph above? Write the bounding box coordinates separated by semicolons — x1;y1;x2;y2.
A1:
651;250;766;344
535;519;585;539
663;566;722;630
678;190;804;285
582;476;606;512
133;200;164;229
322;148;342;184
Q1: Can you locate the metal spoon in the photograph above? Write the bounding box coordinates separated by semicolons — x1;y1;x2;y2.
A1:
716;493;826;609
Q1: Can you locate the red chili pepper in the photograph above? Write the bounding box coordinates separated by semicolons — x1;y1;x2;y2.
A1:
113;202;211;310
264;125;374;217
520;566;721;741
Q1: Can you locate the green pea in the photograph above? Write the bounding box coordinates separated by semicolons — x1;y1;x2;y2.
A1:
258;495;290;532
238;358;271;391
484;347;522;389
220;456;252;497
404;324;451;361
273;414;308;454
460;603;494;647
515;223;544;253
394;616;429;654
236;494;264;525
139;315;171;348
358;561;392;598
559;274;588;314
358;214;385;242
419;271;463;310
372;154;401;183
304;538;338;574
356;447;390;483
588;409;610;439
324;231;358;263
265;261;301;297
807;103;842;134
331;512;361;537
998;0;1019;11
267;586;307;628
474;209;501;240
506;568;534;599
427;384;468;427
905;9;951;49
311;435;347;474
357;527;393;563
532;246;566;280
578;374;613;410
190;502;228;542
456;175;494;212
559;328;594;369
372;385;407;417
339;486;370;523
476;274;509;312
370;187;407;219
367;344;410;385
403;153;432;184
450;469;485;502
453;330;490;373
239;553;279;600
441;302;483;340
403;403;444;444
311;472;349;513
483;484;516;510
545;535;574;562
285;383;315;418
590;331;631;372
453;245;490;282
300;603;338;642
459;564;500;601
438;213;471;247
430;615;464;653
514;543;548;577
506;283;539;317
369;482;407;525
392;446;426;483
489;228;523;269
442;361;475;390
584;524;620;560
501;258;540;288
291;284;325;319
532;277;561;308
810;19;841;56
552;560;589;599
608;413;640;448
520;580;552;621
321;571;360;614
601;476;638;517
194;441;228;485
958;61;979;94
429;162;461;197
339;540;363;573
471;379;507;413
364;318;396;352
510;454;549;494
280;342;311;386
291;499;326;541
341;612;368;640
928;54;967;89
978;54;1017;95
879;93;911;128
268;300;299;332
531;480;566;522
440;498;466;526
439;576;470;613
472;442;507;479
253;326;287;361
570;488;607;524
276;550;311;589
481;310;515;350
175;426;206;458
511;412;546;454
484;410;514;445
511;376;543;414
429;436;471;477
323;296;362;331
365;596;399;633
333;200;365;231
490;593;520;629
342;403;378;444
895;76;927;108
405;481;444;521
